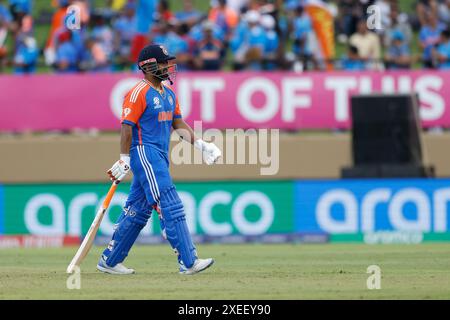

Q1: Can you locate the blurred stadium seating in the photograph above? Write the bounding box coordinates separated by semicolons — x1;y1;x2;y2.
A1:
1;0;450;74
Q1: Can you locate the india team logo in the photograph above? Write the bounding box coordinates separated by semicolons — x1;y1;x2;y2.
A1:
168;95;174;106
160;45;169;56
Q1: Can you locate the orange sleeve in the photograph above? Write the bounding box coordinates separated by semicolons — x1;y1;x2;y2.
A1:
208;8;217;23
226;9;239;28
46;10;64;48
174;98;182;119
121;86;147;125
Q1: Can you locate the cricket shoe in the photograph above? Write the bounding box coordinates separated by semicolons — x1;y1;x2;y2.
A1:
97;256;135;275
179;258;214;275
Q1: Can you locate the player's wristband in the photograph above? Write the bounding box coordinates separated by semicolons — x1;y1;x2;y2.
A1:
120;154;130;166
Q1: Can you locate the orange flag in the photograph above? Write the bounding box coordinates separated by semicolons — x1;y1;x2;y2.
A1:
305;0;335;70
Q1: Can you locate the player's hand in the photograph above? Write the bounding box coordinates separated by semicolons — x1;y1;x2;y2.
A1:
107;154;130;182
194;139;221;165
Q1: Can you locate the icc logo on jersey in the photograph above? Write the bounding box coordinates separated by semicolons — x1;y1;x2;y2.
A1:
168;95;173;106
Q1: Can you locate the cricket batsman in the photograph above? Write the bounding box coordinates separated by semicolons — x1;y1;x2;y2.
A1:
97;44;221;275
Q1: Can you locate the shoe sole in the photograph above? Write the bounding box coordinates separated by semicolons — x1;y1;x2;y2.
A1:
180;259;214;275
97;264;135;275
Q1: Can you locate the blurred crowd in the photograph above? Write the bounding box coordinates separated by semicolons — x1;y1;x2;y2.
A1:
1;0;450;74
335;0;450;71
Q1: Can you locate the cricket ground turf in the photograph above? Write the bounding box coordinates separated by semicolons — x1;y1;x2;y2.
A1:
0;243;449;299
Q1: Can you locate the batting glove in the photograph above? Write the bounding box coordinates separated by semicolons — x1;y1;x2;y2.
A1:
194;139;222;165
107;154;131;182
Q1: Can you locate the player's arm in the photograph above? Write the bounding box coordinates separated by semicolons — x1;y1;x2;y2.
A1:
172;114;221;165
120;123;133;155
172;117;196;144
108;87;145;181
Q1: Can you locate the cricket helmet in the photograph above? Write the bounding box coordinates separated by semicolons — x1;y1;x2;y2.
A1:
138;44;177;83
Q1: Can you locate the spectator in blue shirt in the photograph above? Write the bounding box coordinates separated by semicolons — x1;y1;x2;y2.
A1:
153;21;189;56
194;21;224;70
0;0;11;69
51;25;87;67
9;0;32;15
153;21;190;70
419;11;446;68
229;10;265;70
243;10;266;70
292;4;314;69
13;34;38;74
0;0;12;23
91;13;114;61
136;0;158;35
8;0;32;31
112;2;136;69
261;14;279;70
247;15;266;50
434;29;450;69
176;22;196;62
340;45;366;71
55;30;79;73
189;19;225;43
130;0;158;64
292;5;312;54
72;28;89;63
229;14;248;59
175;0;203;28
80;36;112;72
285;0;306;11
385;30;412;69
384;6;413;48
8;0;33;40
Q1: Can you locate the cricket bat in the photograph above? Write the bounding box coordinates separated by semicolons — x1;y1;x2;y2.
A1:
66;181;119;273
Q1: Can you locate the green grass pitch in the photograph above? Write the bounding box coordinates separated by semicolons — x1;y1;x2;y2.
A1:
0;243;449;299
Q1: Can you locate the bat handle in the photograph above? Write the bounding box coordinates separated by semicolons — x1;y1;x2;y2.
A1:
66;180;121;273
103;181;119;209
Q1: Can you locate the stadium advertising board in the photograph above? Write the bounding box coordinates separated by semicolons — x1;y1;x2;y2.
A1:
0;182;293;237
1;71;450;131
294;179;450;235
1;179;449;243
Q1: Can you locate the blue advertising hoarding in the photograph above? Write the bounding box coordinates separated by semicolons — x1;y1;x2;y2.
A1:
295;179;450;234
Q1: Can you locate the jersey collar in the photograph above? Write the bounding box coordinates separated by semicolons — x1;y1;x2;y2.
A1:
143;79;165;96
